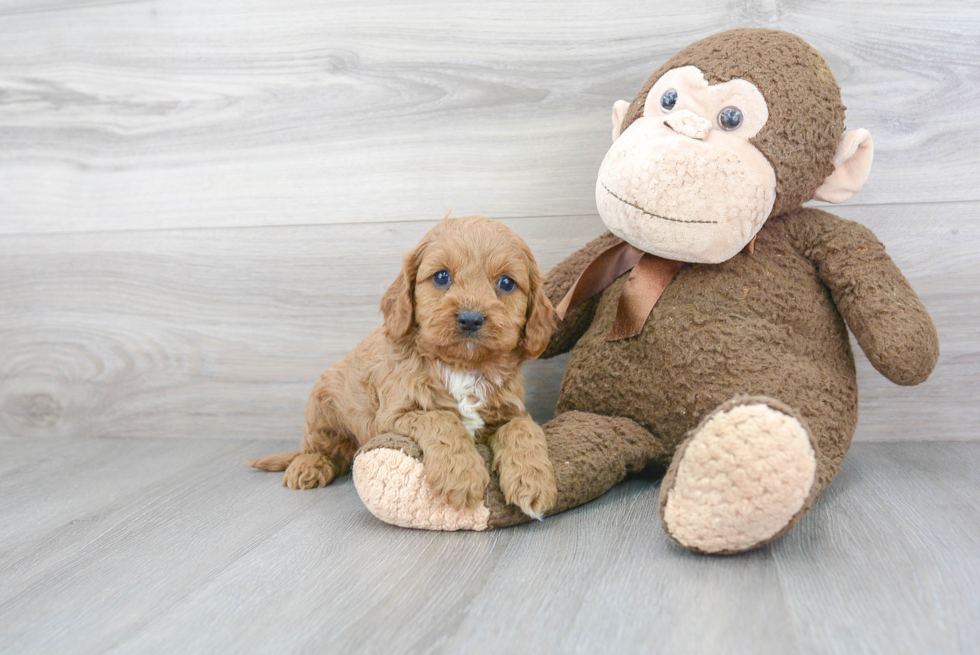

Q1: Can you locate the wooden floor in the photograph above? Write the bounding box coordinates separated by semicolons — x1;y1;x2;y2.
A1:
0;436;977;654
2;1;979;653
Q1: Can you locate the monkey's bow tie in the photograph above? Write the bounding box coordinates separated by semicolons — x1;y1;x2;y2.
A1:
554;239;682;341
554;236;757;341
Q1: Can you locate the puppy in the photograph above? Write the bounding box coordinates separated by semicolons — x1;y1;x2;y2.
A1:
248;215;558;518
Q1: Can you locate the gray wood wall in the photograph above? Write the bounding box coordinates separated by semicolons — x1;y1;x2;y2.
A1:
2;0;978;442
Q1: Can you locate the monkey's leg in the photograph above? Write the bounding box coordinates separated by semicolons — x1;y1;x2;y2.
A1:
659;395;844;554
351;411;665;531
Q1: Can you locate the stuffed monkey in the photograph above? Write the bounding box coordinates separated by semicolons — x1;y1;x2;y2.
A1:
351;29;939;553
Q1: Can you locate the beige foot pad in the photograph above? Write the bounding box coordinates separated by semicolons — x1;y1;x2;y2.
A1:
352;447;490;531
661;400;817;553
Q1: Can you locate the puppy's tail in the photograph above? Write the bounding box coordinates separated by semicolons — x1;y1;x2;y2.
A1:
246;451;303;471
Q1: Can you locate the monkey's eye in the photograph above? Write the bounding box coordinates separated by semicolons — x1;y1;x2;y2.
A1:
660;89;678;112
496;275;516;293
718;106;743;131
432;270;451;288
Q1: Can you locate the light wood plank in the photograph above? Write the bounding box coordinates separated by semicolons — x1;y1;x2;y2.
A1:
115;479;800;655
1;203;975;443
0;215;598;441
0;0;978;234
435;494;798;655
0;436;798;655
776;442;980;655
0;437;236;552
0;438;977;653
838;203;980;441
0;438;333;652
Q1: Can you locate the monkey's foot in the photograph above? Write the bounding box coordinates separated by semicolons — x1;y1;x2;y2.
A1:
352;434;491;531
659;396;818;554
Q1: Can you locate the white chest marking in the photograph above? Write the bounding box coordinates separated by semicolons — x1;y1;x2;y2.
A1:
441;366;491;437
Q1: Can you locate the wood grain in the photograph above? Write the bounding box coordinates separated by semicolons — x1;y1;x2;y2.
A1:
0;214;596;441
0;436;236;552
1;203;975;443
775;442;980;655
0;437;976;653
0;0;978;234
0;2;976;652
0;439;335;652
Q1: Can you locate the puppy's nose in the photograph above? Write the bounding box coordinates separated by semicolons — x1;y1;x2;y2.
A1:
456;310;485;333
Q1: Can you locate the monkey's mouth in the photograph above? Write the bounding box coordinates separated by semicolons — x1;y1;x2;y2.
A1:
600;182;719;225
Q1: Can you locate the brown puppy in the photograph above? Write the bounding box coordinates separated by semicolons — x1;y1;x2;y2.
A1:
248;215;558;518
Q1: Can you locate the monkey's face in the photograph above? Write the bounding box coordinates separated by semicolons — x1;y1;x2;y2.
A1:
596;66;777;264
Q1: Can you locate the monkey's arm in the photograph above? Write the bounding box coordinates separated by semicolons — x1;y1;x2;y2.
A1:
540;231;621;359
790;208;939;385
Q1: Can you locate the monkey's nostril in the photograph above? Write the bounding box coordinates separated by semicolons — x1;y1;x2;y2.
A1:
456;310;485;333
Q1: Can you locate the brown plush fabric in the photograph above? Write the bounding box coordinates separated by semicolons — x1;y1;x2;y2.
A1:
469;207;936;536
357;412;664;530
541;231;621;359
621;29;845;218
361;432;424;459
351;30;938;549
786;209;940;386
550;214;856;479
530;411;664;520
551;207;935;471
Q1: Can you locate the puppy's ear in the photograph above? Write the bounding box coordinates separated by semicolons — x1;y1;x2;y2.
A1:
520;254;556;360
381;247;422;343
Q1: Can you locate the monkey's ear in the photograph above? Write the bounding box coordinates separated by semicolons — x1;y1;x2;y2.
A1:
813;129;874;203
611;100;631;141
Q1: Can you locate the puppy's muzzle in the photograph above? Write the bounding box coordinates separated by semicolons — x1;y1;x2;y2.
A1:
456;310;485;334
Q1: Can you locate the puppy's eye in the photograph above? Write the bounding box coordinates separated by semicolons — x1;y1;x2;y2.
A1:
432;270;451;288
496;275;516;293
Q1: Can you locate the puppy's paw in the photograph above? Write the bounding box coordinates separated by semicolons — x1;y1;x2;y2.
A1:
498;458;558;520
424;448;490;512
282;454;336;490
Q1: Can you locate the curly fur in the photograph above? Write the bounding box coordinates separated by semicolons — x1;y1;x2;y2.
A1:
248;215;557;516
